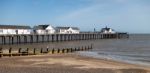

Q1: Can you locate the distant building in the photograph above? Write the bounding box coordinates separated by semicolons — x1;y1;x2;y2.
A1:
101;26;115;34
33;25;55;34
56;27;80;34
0;25;31;35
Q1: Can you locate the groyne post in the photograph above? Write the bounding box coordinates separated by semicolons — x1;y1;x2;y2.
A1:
27;48;29;55
46;47;49;53
62;49;65;53
9;47;12;57
57;48;60;53
52;48;55;54
0;48;3;57
40;48;43;54
33;48;36;55
18;48;22;56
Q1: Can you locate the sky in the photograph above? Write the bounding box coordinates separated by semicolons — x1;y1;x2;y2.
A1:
0;0;150;33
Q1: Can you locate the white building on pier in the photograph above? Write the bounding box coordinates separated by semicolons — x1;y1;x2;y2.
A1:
101;26;116;34
33;25;55;34
0;25;31;35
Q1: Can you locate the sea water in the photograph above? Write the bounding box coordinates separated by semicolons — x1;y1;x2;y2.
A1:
77;34;150;67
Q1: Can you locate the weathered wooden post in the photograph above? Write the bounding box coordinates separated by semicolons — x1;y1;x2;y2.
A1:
74;47;77;51
88;45;90;50
18;48;22;56
78;47;80;51
52;48;55;54
36;35;39;43
27;48;29;55
16;36;18;44
57;48;60;53
12;36;14;44
46;47;49;53
3;36;6;45
60;34;62;41
33;48;36;55
56;34;59;42
47;35;49;42
9;47;12;57
0;47;2;57
52;34;54;42
8;36;11;45
68;34;70;41
62;49;65;53
66;48;69;53
30;35;33;43
64;34;67;41
40;48;43;54
82;46;84;51
42;35;44;42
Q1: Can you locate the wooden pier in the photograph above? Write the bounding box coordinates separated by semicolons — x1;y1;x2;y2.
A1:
0;32;129;45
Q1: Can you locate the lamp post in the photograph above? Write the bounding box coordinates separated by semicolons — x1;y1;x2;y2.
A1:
93;24;96;32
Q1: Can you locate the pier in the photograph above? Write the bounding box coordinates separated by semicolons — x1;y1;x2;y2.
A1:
0;32;129;45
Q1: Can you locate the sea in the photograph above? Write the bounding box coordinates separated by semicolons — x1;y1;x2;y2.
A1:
76;34;150;67
1;34;150;67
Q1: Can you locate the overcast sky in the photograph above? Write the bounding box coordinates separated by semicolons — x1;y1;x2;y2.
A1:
0;0;150;33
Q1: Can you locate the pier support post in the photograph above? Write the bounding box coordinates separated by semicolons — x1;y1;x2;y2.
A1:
56;34;59;42
30;35;33;43
36;35;39;43
47;35;50;42
52;35;54;42
3;36;6;45
42;35;44;42
12;36;14;44
8;36;11;45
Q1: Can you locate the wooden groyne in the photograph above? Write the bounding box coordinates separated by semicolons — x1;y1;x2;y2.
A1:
0;32;129;45
0;44;93;57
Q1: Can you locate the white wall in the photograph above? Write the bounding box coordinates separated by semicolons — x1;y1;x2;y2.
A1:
36;30;46;34
59;28;80;34
18;29;31;34
103;29;115;34
46;25;55;34
0;29;32;35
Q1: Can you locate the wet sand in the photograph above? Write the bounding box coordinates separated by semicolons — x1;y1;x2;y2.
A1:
0;53;150;73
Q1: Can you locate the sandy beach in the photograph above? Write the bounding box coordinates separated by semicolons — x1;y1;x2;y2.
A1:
0;53;150;73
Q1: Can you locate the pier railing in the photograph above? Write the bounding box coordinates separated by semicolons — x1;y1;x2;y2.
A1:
0;44;93;58
0;32;129;45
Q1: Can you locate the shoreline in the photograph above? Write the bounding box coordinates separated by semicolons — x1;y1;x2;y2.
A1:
76;51;150;68
0;53;150;73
